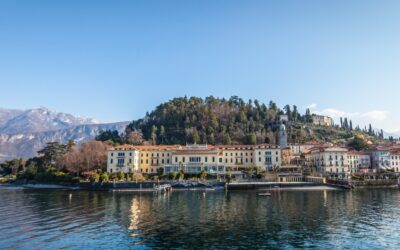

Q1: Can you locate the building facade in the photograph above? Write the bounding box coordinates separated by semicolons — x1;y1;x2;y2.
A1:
312;115;334;126
309;147;349;179
107;144;281;175
389;149;400;173
371;147;391;171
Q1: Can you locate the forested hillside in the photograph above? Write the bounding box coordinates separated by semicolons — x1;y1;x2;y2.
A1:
116;96;386;146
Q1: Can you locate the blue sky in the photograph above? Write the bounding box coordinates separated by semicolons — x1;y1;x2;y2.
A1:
1;1;399;132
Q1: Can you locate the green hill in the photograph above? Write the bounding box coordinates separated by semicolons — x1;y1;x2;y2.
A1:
115;96;385;147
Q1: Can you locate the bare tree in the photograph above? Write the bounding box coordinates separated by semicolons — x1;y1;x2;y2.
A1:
58;141;108;176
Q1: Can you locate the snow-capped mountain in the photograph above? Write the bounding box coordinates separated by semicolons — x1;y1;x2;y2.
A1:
0;108;128;162
0;108;24;127
0;107;100;134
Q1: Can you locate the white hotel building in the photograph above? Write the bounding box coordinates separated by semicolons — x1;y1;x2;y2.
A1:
309;147;349;179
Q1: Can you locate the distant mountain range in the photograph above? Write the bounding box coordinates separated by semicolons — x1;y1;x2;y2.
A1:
0;108;128;162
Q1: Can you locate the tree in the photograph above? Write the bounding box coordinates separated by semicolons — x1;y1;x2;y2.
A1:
304;108;312;123
343;118;349;130
37;142;68;167
269;101;278;111
159;125;166;144
192;128;200;144
95;130;123;144
59;141;108;176
368;124;373;135
151;125;158;145
178;170;185;180
347;136;369;151
247;133;257;145
224;133;232;145
283;105;291;120
125;131;144;145
292;105;299;121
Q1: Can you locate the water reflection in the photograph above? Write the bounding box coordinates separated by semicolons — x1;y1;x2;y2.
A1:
0;187;399;249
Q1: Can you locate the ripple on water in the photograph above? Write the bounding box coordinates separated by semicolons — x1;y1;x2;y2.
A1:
0;188;399;249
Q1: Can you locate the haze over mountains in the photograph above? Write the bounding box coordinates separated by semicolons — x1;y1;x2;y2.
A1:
0;108;128;162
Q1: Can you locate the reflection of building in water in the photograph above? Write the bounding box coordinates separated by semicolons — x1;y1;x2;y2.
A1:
128;198;140;233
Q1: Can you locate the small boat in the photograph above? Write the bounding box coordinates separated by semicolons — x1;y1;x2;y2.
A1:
258;192;272;196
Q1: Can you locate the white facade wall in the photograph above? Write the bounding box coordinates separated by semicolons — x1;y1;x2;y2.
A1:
389;153;400;173
310;147;349;178
107;150;140;173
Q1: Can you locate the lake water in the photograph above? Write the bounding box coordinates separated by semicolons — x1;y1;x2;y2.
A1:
0;187;399;249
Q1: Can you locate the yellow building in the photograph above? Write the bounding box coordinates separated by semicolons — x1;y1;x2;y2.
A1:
107;144;282;175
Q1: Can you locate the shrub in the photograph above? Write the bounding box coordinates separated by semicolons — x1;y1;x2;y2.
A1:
99;172;109;182
168;172;177;180
117;172;124;181
89;173;100;183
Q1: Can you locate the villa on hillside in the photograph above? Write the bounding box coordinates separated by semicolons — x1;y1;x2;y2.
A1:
312;114;334;126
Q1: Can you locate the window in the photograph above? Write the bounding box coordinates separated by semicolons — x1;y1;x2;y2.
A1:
175;157;178;163
205;157;208;162
212;157;215;162
110;159;113;164
111;153;114;157
183;157;186;163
